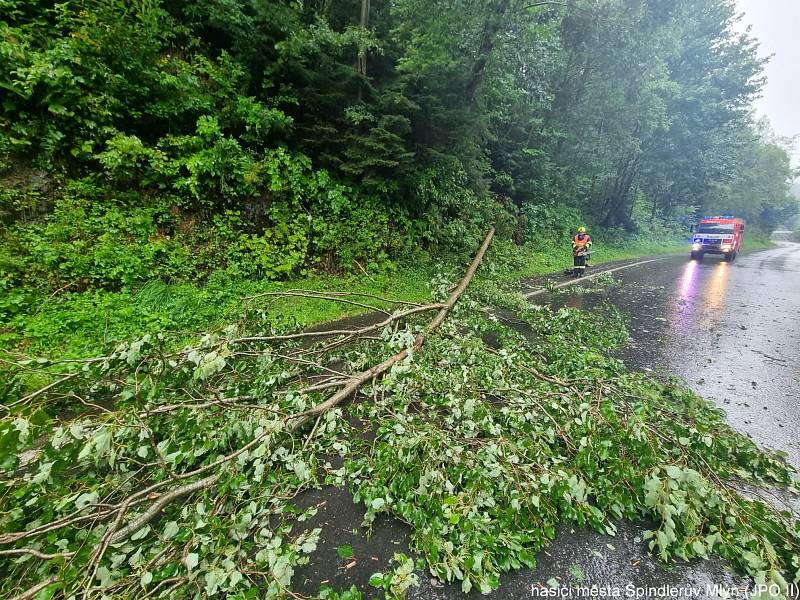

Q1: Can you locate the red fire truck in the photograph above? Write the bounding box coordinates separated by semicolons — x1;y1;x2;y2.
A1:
690;216;745;262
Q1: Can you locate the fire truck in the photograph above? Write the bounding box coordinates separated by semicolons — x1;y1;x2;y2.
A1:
690;216;745;262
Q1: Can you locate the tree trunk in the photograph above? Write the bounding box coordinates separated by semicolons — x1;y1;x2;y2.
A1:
628;185;638;220
602;156;640;228
357;0;370;76
357;0;370;100
465;0;511;109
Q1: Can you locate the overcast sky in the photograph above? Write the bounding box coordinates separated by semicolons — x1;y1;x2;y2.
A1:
734;0;800;166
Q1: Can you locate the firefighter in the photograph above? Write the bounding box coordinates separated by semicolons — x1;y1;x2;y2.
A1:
572;226;592;277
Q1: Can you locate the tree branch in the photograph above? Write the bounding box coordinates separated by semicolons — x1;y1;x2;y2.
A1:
0;548;74;560
99;228;495;546
11;577;58;600
232;304;444;345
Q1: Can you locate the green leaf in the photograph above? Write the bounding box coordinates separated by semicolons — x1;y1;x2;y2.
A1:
569;564;585;582
75;492;98;510
205;569;224;596
691;540;706;557
162;521;180;540
96;566;114;588
32;461;54;484
337;545;354;559
130;525;150;541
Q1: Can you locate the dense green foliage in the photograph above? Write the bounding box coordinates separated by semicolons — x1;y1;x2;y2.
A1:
1;276;798;598
2;4;798;597
1;0;797;300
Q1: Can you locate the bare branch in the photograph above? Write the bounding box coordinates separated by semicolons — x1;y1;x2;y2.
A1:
244;288;423;307
0;548;75;560
110;475;219;543
11;577;58;600
242;290;392;316
4;372;79;411
523;1;586;11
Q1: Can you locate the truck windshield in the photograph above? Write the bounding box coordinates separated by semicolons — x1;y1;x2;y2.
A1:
697;224;734;234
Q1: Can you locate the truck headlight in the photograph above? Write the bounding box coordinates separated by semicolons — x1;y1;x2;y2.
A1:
692;243;701;251
720;243;731;251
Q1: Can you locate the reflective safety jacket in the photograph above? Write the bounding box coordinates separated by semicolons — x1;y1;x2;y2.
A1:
572;233;592;255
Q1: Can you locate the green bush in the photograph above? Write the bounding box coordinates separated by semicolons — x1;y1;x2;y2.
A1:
187;210;307;280
6;145;410;290
0;183;43;224
15;180;190;289
0;236;34;324
412;164;515;255
308;171;401;272
519;203;583;248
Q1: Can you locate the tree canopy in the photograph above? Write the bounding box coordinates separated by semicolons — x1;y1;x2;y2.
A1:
1;0;797;285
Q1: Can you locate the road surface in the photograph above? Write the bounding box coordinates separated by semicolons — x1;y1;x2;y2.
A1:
293;243;800;599
554;243;800;470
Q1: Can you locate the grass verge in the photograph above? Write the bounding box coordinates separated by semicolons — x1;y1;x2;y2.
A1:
1;267;433;359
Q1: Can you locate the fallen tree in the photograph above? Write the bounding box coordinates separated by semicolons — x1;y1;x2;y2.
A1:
1;226;799;599
1;229;496;599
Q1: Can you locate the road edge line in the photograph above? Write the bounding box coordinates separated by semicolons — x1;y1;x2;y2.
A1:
523;257;673;299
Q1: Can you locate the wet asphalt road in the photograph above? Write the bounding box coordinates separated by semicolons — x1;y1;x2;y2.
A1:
554;243;800;469
292;243;800;599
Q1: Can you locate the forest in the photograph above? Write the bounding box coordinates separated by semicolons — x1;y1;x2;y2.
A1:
1;0;797;294
2;1;800;599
